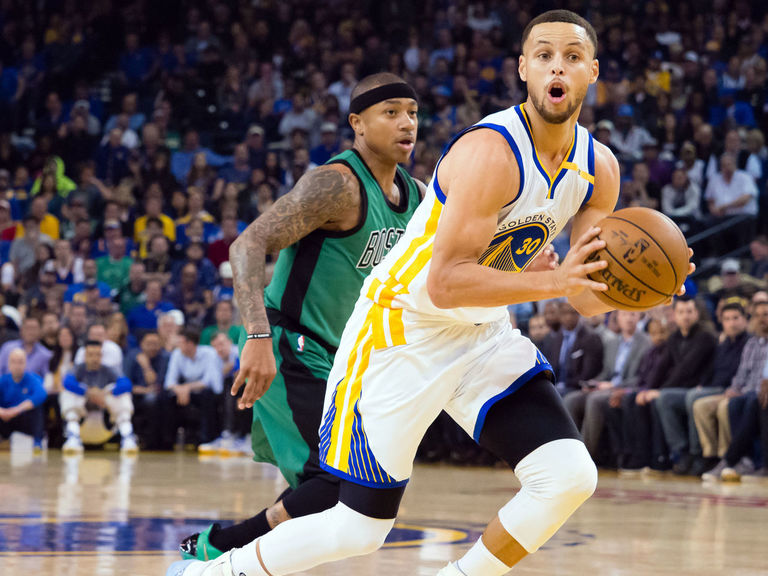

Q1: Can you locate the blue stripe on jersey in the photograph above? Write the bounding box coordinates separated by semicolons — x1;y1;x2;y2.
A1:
319;460;410;489
548;124;578;199
472;360;553;442
432;123;525;206
514;105;551;188
318;383;340;463
582;132;595;208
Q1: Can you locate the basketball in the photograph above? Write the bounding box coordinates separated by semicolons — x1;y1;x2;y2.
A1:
586;207;689;311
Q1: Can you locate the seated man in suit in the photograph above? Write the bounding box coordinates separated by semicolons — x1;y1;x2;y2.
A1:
541;301;604;397
564;310;651;462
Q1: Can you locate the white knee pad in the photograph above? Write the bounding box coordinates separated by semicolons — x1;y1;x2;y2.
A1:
498;439;597;553
258;502;394;573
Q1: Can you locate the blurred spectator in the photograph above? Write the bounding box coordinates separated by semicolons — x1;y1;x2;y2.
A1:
157;311;182;354
207;217;238;268
750;236;768;281
96;236;132;292
697;301;768;479
527;314;550;348
661;168;701;232
73;323;124;375
66;303;89;346
653;298;719;475
620;162;659;209
134;195;177;246
0;316;53;378
213;261;234;302
676;141;705;189
705;153;758;248
40;311;60;351
171;130;230;185
125;332;169;449
60;340;136;454
163;328;222;447
610;105;656;163
118;261;147;315
10;215;52;279
198;331;250;455
310;123;341;166
126;279;175;337
328;62;357;116
200;300;240;346
564;311;651;463
0;348;46;446
541;302;603;396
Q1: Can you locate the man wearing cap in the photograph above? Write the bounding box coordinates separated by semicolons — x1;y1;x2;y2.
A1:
611;104;656;163
246;125;267;169
310;122;341;165
96;234;133;292
177;73;423;561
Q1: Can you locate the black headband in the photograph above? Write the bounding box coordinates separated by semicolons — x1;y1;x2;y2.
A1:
349;82;418;115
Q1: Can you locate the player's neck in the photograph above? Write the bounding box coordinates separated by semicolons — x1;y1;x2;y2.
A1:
354;143;399;199
523;101;579;163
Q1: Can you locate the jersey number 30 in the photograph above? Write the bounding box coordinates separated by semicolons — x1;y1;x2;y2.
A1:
478;222;550;272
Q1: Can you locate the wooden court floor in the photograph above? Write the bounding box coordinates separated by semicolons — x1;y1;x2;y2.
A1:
0;450;766;576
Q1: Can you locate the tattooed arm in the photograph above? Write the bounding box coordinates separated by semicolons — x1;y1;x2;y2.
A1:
229;164;359;407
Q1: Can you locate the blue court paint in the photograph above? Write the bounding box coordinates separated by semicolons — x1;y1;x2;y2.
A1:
0;516;483;555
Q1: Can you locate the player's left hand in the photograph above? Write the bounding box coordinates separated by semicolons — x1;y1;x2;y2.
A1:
526;244;559;272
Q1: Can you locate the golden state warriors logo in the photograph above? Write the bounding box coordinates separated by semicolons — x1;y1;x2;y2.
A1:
478;222;550;272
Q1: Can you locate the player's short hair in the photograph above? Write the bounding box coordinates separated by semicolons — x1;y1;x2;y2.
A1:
181;327;201;345
522;10;597;58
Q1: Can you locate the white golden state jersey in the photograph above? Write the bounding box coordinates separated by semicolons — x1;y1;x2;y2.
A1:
359;103;596;329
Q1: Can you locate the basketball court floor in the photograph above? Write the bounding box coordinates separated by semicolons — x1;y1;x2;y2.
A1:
1;449;766;576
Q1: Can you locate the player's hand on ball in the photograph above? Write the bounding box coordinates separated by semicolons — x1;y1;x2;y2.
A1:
527;244;559;272
232;337;278;409
552;226;608;298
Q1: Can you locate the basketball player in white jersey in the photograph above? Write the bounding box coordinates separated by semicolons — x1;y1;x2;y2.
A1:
167;10;693;576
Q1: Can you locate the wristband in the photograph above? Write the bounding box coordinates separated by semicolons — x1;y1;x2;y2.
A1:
246;332;272;340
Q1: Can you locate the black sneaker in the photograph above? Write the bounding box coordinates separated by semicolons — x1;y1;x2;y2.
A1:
673;453;694;475
690;456;720;477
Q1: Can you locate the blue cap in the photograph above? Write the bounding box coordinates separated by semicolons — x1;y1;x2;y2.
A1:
617;104;634;118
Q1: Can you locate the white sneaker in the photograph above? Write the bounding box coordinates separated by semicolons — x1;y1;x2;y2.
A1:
217;434;237;456
198;436;225;455
166;550;236;576
436;562;466;575
120;435;139;455
230;436;252;457
62;435;84;454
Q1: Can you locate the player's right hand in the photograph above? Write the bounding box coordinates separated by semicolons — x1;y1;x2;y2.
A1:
232;338;278;409
552;226;608;297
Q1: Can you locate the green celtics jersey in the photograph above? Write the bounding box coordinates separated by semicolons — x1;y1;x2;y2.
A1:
264;149;421;350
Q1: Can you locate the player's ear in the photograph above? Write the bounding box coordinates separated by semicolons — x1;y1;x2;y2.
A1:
518;53;527;82
589;58;599;85
348;113;364;136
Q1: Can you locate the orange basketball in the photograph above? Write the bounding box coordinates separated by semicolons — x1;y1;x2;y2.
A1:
586;207;689;311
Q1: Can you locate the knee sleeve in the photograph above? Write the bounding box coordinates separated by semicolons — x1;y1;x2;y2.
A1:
260;502;394;573
498;438;597;553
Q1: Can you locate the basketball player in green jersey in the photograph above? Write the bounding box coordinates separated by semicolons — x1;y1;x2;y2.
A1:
179;73;423;560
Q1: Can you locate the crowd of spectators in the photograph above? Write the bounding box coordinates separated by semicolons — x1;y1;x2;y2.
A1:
0;1;766;475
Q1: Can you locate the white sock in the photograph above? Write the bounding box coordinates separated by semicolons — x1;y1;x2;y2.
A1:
118;420;133;438
456;538;510;576
66;421;80;437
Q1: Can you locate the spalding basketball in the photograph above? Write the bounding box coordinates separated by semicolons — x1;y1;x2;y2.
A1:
586;207;689;311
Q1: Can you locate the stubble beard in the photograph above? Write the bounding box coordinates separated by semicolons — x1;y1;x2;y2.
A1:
528;87;585;125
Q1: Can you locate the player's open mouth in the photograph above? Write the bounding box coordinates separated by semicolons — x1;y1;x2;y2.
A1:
547;83;566;103
397;139;415;151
